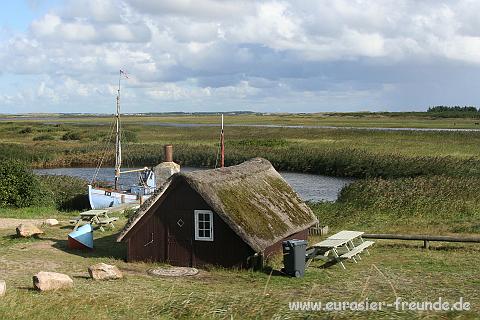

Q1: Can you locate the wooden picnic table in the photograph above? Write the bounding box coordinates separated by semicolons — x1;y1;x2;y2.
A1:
306;230;374;269
328;230;364;240
70;210;118;232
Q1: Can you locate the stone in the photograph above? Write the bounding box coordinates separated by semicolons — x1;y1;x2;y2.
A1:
44;219;59;226
148;267;199;277
154;161;180;187
88;263;123;280
16;223;44;237
33;272;73;291
0;280;5;296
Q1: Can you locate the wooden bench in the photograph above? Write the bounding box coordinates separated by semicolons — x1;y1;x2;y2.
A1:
340;241;374;260
69;217;81;224
97;217;119;231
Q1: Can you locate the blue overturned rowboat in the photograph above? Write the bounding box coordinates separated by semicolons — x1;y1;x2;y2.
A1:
68;224;93;249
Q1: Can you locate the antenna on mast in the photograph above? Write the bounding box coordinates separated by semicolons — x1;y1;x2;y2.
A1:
114;69;128;190
220;114;225;168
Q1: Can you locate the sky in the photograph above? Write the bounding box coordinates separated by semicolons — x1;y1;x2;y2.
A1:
1;0;480;114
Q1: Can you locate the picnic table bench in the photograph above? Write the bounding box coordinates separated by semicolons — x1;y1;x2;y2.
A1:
306;230;374;269
70;210;118;232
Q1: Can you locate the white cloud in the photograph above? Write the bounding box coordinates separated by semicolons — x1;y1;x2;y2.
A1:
30;13;151;43
2;0;480;113
127;0;255;20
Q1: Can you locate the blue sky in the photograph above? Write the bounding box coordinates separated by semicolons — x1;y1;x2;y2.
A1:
1;0;480;114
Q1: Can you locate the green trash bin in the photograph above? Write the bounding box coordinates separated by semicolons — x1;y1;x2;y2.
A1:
282;239;308;277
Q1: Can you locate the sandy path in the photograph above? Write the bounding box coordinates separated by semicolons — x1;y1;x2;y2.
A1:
0;218;45;229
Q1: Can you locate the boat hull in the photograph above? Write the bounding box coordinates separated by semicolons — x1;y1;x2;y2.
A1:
68;224;93;250
88;185;149;210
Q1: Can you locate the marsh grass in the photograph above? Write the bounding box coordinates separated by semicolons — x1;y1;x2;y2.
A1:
312;175;480;234
3;117;480;178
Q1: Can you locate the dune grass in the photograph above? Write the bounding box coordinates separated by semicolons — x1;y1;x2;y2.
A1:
0;218;479;319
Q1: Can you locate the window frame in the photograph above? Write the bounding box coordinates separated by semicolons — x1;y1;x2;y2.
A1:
194;210;214;241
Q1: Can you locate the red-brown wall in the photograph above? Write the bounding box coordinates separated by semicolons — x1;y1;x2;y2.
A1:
125;179;310;268
263;229;309;260
126;180;253;268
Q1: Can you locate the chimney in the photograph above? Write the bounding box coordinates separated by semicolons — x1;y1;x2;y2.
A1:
154;144;180;188
164;144;173;162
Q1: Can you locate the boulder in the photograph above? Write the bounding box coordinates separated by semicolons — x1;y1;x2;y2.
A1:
0;280;5;297
16;223;44;237
33;272;73;291
44;219;59;226
88;263;123;280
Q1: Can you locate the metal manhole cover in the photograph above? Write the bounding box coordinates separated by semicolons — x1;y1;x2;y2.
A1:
148;267;199;277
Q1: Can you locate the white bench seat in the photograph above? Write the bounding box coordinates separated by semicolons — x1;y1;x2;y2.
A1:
69;217;81;224
98;217;118;225
340;241;374;259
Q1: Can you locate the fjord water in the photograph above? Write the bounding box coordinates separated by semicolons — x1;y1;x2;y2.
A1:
34;167;353;202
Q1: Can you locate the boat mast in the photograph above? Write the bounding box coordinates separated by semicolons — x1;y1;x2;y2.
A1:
114;70;123;190
220;114;225;168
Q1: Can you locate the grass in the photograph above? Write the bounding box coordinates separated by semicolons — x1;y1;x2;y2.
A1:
0;218;479;319
312;175;480;234
0;207;77;219
6;112;480;128
0;176;479;319
3;117;480;178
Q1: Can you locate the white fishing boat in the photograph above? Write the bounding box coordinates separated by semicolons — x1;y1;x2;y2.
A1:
88;70;156;209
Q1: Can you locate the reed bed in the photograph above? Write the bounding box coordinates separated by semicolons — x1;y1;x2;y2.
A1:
312;175;480;233
3;120;480;179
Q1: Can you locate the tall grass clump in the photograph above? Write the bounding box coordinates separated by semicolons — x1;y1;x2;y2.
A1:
61;131;81;140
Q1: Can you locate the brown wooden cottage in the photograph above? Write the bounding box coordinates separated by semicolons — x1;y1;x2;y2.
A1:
117;158;318;268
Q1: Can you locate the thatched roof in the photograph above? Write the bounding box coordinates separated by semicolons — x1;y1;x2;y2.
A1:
117;158;318;252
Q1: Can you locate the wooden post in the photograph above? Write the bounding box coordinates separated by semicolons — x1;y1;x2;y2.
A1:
423;240;429;249
121;195;125;204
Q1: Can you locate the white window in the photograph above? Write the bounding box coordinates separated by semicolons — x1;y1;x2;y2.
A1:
194;210;214;241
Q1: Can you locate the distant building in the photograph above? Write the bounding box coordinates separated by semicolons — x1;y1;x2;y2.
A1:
117;158;318;268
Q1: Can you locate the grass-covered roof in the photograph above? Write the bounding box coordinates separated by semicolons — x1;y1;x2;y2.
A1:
118;158;317;252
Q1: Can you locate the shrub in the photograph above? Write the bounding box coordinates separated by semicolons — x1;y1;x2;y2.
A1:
19;127;33;134
0;160;51;208
33;134;55;141
61;131;81;141
38;175;90;211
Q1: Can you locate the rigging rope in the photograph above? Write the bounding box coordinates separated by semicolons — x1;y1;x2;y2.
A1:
91;117;116;185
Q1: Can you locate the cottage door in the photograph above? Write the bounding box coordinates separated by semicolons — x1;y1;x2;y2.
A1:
167;210;193;266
